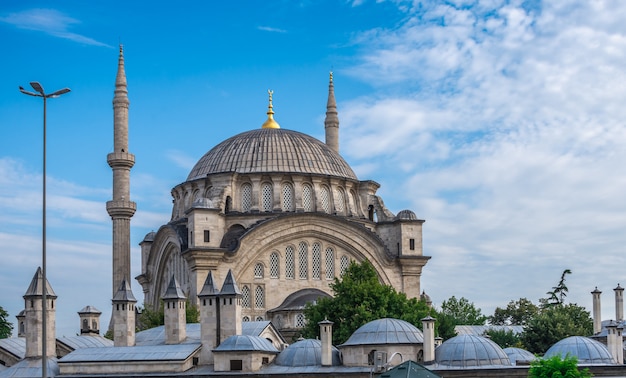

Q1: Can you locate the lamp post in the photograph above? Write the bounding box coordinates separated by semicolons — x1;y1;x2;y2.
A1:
19;82;70;378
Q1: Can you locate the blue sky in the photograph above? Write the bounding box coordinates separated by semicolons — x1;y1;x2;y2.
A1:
2;0;626;337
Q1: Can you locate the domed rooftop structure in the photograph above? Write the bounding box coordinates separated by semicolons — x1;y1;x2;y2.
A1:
503;347;536;365
187;129;357;181
544;336;615;365
396;209;418;221
275;339;341;366
435;334;512;368
341;318;424;346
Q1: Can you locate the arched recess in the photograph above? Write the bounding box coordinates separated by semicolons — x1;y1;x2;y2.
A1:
232;214;396;288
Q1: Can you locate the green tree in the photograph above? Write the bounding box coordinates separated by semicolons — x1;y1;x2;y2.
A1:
545;269;572;306
528;355;592;378
521;303;593;354
490;298;539;326
484;329;521;348
440;296;487;326
136;300;199;331
0;306;13;339
302;260;435;345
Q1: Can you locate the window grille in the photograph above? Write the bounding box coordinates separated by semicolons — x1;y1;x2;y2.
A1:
256;316;264;321
302;184;313;212
282;183;295;211
299;242;308;279
270;252;279;278
296;313;306;328
335;188;345;213
254;263;264;278
286;246;295;279
241;183;252;212
325;247;334;279
320;186;331;213
312;244;321;280
243;316;250;322
340;255;350;276
242;286;251;308
262;183;273;211
255;286;264;308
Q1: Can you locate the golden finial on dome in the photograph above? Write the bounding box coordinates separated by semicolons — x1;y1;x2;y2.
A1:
262;89;280;129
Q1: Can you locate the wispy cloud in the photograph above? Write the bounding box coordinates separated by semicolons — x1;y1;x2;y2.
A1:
0;8;112;47
257;25;287;33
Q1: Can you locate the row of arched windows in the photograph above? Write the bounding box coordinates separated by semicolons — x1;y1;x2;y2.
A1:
241;285;265;309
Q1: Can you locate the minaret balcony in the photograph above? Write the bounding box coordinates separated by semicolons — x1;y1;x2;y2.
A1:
106;200;137;218
107;152;135;168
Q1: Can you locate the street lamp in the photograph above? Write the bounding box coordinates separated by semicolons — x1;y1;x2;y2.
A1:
19;82;70;378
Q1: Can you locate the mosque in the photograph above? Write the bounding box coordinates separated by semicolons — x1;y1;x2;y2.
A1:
2;47;626;377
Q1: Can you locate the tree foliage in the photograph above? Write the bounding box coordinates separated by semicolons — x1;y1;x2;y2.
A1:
0;306;13;339
484;329;522;348
546;269;572;306
136;300;199;331
301;260;435;345
489;298;539;326
521;303;593;354
440;296;487;326
528;355;592;378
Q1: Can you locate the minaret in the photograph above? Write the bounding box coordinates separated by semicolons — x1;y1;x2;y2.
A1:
198;271;220;364
23;267;57;358
324;72;339;153
162;275;187;344
615;284;624;322
107;45;137;300
591;287;602;335
112;278;137;347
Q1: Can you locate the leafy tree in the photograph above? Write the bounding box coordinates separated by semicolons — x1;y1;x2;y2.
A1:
136;300;199;331
435;312;458;341
521;303;593;354
484;329;521;348
528;355;592;378
490;298;539;326
440;296;487;326
302;260;435;345
545;269;572;306
0;306;13;338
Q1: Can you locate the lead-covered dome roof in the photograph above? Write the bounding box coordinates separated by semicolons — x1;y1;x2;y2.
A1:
544;336;615;365
187;129;357;181
435;334;511;368
341;318;424;346
275;339;341;366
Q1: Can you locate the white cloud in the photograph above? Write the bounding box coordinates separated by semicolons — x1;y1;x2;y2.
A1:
257;26;287;33
0;8;112;47
340;0;626;317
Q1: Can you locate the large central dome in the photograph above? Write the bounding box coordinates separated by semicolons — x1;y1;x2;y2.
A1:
187;128;357;181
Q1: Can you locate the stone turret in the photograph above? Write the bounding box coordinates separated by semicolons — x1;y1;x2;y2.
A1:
218;269;241;343
162;275;187;344
78;305;102;335
421;316;436;364
23;267;57;358
615;284;623;322
319;318;334;367
591;287;602;335
198;271;220;364
112;278;136;347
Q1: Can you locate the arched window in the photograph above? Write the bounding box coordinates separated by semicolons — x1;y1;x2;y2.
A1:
285;246;295;279
325;247;335;279
270;252;279;278
243;316;250;322
225;196;232;213
295;313;306;328
262;182;273;211
92;320;98;330
335;188;345;214
242;286;251;308
82;319;88;330
255;286;264;308
282;183;295;211
241;183;252;212
254;263;264;278
320;186;331;214
340;255;350;276
312;243;321;280
298;242;308;279
256;316;264;321
302;183;313;212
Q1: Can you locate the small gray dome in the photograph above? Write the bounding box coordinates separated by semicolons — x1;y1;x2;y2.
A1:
275;339;341;366
396;209;418;221
544;336;615;365
142;231;156;242
503;347;536;365
187;129;357;181
77;305;102;315
214;335;278;353
435;335;512;367
341;318;423;346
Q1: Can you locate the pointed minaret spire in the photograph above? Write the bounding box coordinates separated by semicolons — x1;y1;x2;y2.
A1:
261;89;280;129
23;267;57;358
324;71;339;153
107;45;137;307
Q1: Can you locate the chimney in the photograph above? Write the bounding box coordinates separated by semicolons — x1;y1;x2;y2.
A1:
318;318;334;366
198;271;220;364
607;321;619;363
615;284;624;322
421;316;436;364
162;275;187;344
592;287;602;335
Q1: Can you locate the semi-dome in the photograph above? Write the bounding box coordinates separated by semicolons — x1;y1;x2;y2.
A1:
187;129;358;181
544;336;615;365
435;334;512;368
341;318;424;346
275;339;341;366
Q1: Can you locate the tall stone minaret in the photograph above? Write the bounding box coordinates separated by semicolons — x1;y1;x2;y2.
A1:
324;72;339;154
106;45;137;299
